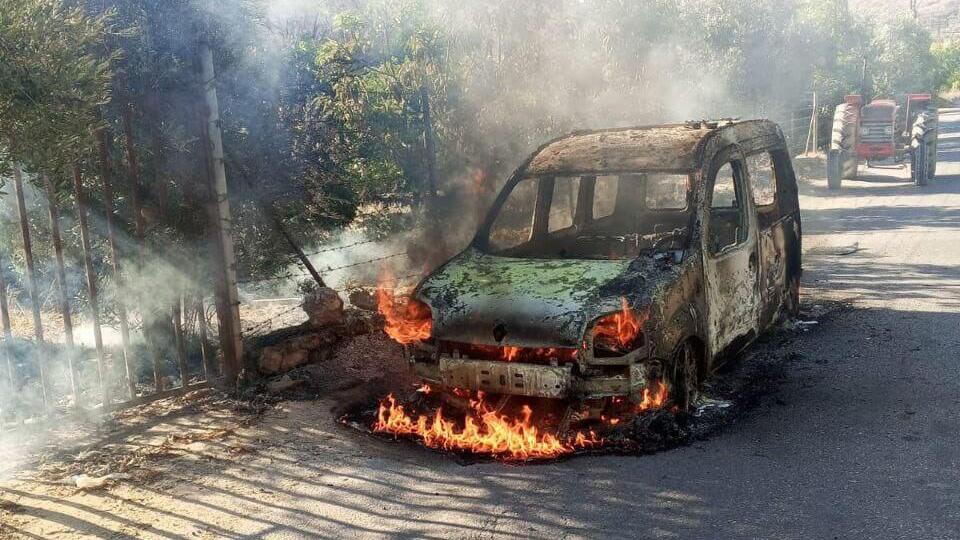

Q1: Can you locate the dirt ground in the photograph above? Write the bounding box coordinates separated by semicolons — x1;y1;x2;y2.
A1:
2;110;960;539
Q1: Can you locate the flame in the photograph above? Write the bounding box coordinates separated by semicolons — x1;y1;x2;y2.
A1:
374;394;600;460
502;346;521;361
376;286;432;344
592;297;644;351
466;344;578;363
636;381;668;412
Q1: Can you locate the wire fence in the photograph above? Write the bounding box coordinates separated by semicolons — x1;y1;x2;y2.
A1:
239;251;409;286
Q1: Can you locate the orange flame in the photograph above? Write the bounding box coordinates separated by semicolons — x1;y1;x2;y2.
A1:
374;394;600;460
636;381;668;412
502;346;521;361
592;297;644;351
376;287;432;345
467;344;578;363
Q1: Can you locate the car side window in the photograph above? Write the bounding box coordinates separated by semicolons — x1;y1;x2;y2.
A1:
708;161;748;255
746;152;777;207
592;175;618;219
548;176;580;232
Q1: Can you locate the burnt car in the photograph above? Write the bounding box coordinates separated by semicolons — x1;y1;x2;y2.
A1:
406;119;802;412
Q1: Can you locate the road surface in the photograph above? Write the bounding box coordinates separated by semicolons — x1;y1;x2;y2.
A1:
3;110;960;539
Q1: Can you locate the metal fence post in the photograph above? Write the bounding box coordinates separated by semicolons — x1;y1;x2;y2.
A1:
12;165;49;411
72;165;110;407
43;174;81;407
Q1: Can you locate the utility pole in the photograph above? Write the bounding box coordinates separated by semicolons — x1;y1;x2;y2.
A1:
198;38;243;385
812;91;819;154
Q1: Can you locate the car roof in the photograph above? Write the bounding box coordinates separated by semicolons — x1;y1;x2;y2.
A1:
525;119;781;175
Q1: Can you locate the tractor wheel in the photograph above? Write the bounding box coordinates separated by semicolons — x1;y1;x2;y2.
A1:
927;114;939;180
831;103;858;180
827;149;842;190
912;141;928;186
670;340;700;413
911;112;937;186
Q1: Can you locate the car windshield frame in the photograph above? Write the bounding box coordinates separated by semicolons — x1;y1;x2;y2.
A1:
475;168;696;260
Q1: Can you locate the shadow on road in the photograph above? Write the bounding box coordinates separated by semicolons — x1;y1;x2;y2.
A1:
5;302;960;538
805;256;960;310
802;204;960;233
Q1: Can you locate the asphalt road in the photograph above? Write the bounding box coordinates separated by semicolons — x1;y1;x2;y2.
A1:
3;111;959;540
304;109;960;539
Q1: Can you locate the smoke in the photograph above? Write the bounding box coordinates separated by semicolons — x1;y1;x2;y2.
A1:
242;0;830;292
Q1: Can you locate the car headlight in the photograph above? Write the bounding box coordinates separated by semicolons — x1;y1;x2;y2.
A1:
377;291;432;344
591;298;646;353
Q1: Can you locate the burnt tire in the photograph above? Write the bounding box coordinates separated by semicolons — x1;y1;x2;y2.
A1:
670;340;700;413
831;104;858;180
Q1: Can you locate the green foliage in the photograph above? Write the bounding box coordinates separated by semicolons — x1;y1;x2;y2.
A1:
932;40;960;92
0;0;115;175
0;0;952;292
870;16;934;96
307;3;445;214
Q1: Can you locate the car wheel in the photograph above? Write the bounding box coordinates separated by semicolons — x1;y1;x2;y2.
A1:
671;340;700;413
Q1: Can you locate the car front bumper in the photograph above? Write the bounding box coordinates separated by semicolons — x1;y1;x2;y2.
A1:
411;354;650;400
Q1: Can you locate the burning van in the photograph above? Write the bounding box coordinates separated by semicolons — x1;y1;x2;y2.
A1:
390;119;802;413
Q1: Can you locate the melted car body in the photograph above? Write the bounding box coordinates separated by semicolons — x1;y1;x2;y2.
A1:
408;120;802;409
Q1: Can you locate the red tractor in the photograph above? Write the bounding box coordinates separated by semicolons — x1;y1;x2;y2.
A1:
827;93;938;188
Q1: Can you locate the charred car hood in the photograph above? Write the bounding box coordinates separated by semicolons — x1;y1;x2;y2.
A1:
415;248;672;348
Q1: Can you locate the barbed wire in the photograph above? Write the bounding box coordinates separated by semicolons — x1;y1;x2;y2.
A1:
239;251;409;286
243;303;305;337
241;270;425;337
322;251;407;273
303;237;380;256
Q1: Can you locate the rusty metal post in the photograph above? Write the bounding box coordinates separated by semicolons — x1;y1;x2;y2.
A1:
12;165;49;411
172;296;189;388
72;165;110;407
195;297;213;381
43;174;81;407
95;129;137;400
198;39;244;385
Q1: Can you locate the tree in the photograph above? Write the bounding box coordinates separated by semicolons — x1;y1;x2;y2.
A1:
0;0;114;176
932;40;960;92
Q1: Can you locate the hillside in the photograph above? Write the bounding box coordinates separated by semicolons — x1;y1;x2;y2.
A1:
849;0;960;39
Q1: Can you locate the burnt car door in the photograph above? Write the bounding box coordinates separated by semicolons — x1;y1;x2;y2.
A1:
745;149;784;328
701;147;761;357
